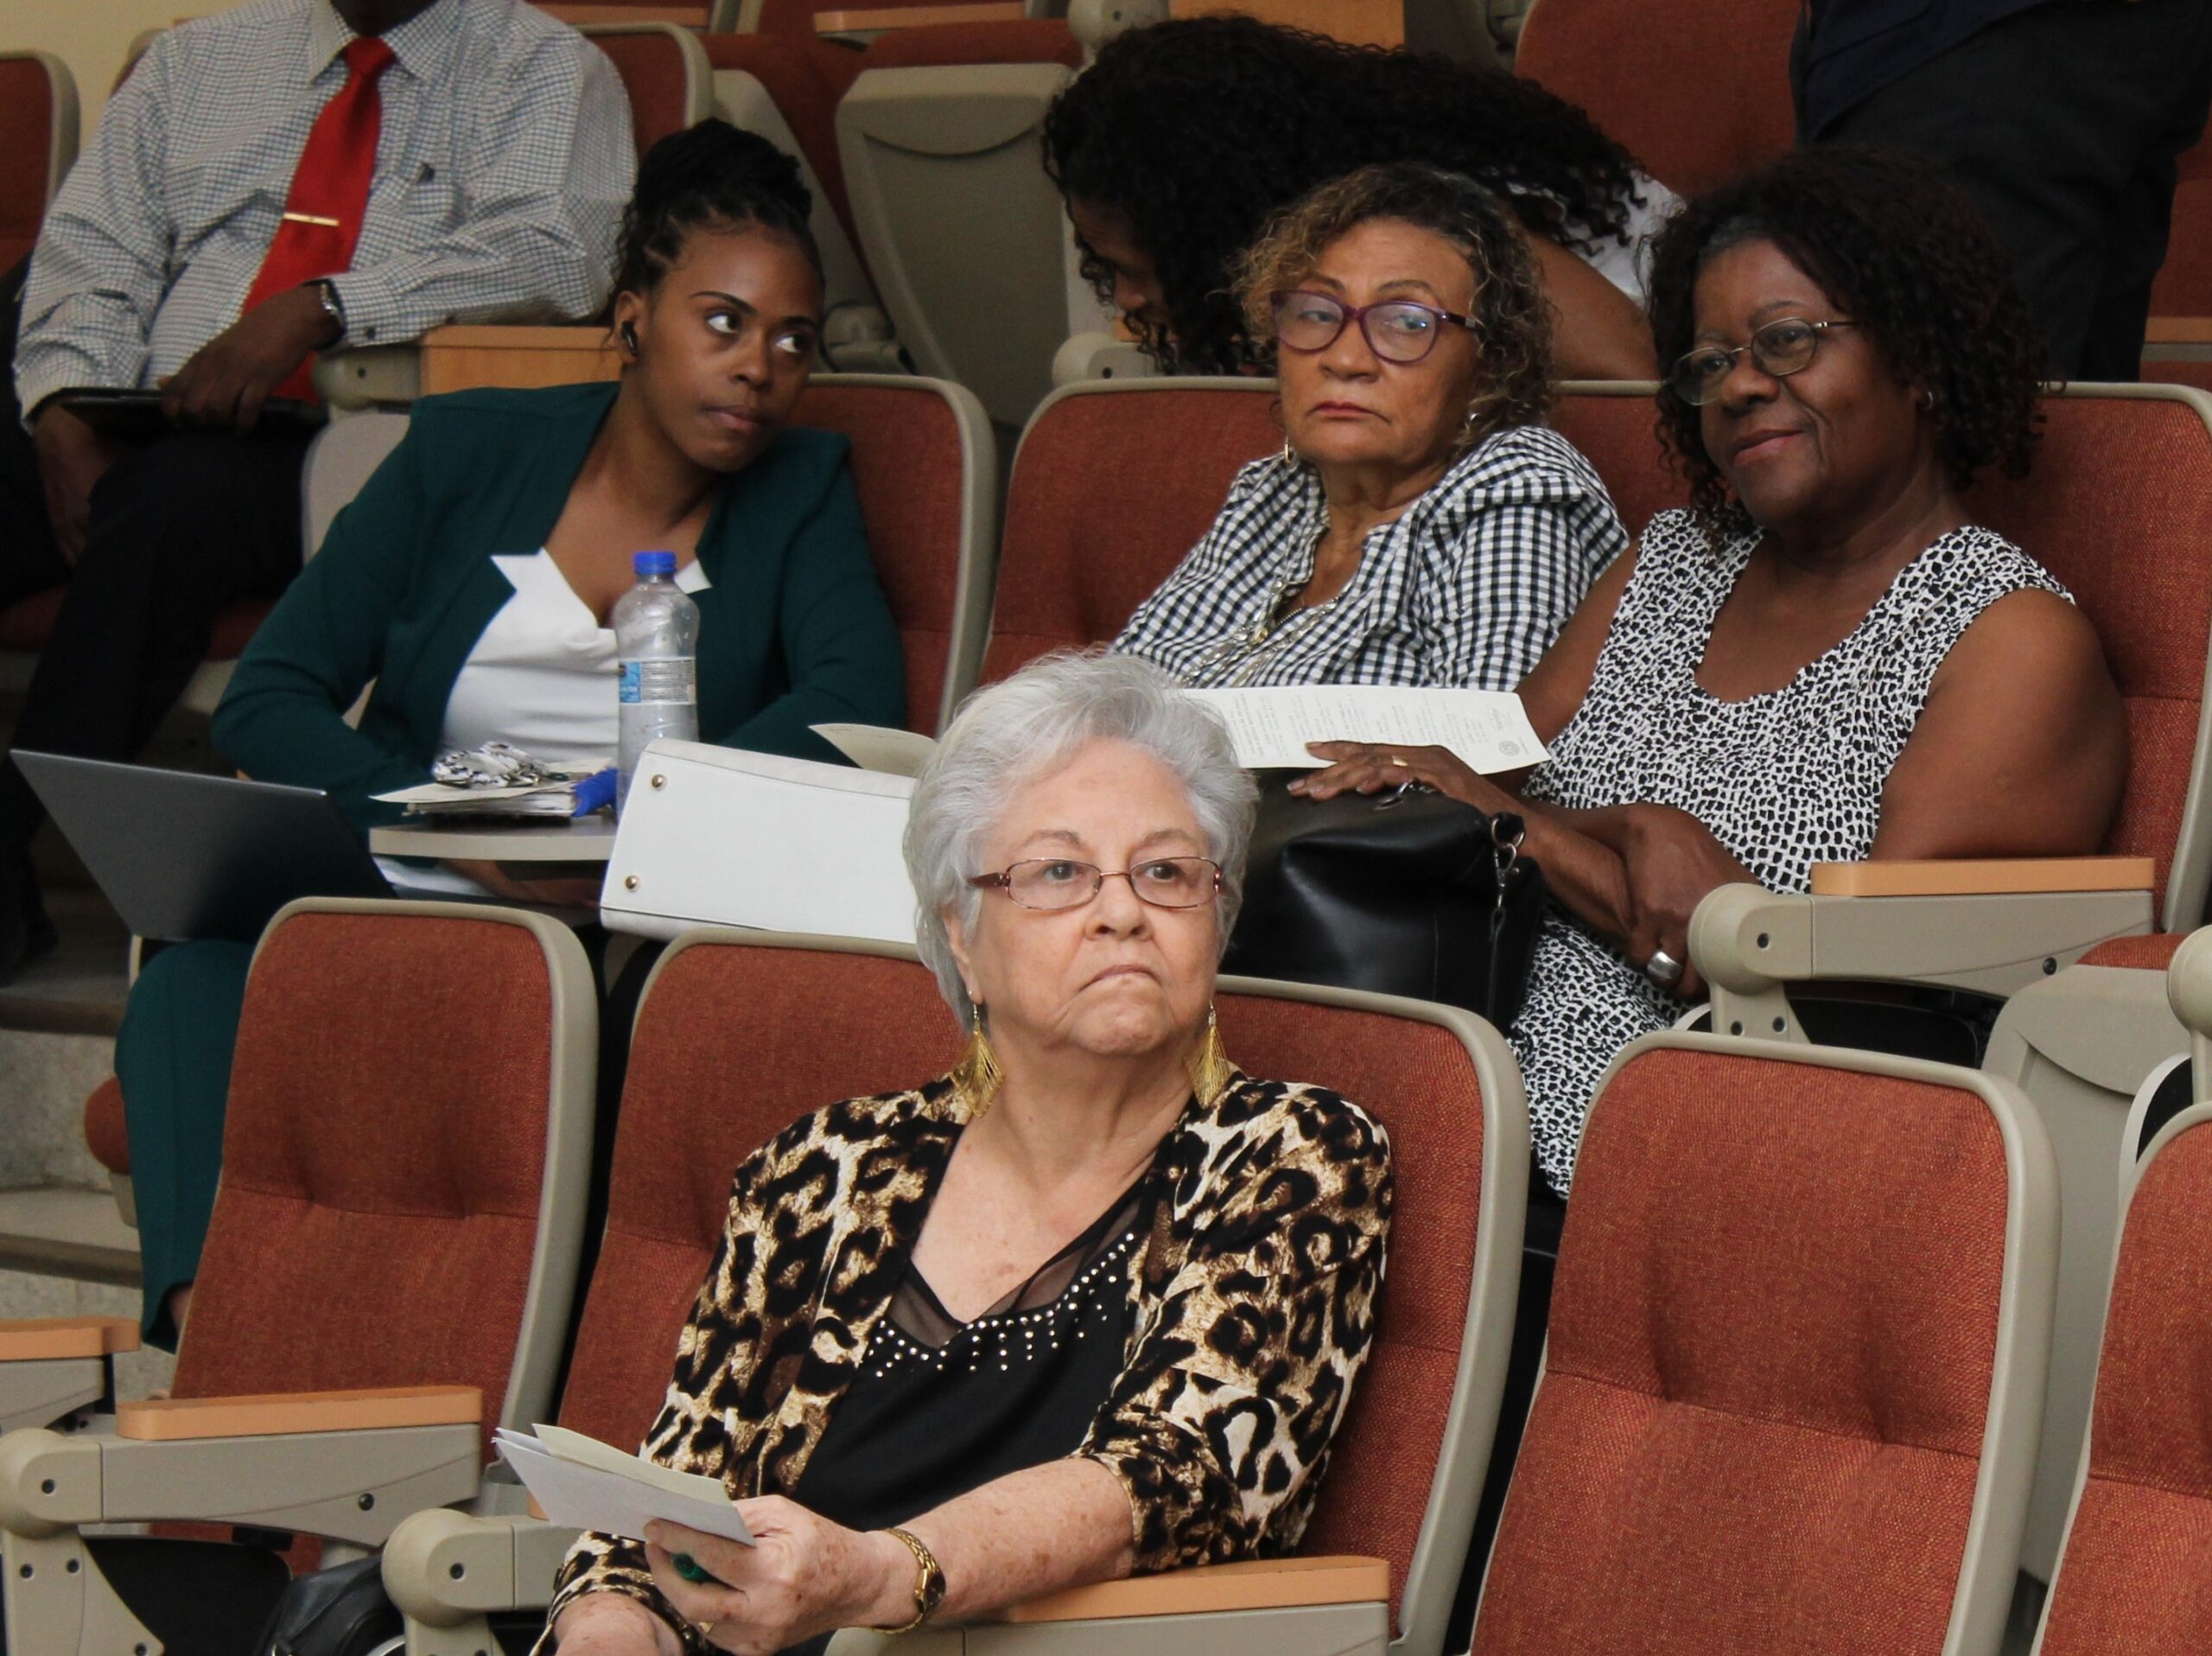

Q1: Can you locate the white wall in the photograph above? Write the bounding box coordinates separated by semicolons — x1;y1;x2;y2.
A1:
6;0;250;135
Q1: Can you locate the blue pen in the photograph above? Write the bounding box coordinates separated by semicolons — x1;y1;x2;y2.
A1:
571;767;618;817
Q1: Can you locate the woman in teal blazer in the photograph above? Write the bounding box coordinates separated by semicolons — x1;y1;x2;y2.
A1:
217;376;899;831
118;122;903;1346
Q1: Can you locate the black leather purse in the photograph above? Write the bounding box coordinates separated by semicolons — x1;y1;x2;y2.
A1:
1223;773;1547;1029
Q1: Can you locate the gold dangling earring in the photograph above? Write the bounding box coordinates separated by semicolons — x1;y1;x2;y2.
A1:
1187;1003;1235;1108
952;1002;1003;1119
1279;435;1300;468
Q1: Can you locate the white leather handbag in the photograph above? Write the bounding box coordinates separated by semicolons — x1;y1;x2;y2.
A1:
597;740;918;943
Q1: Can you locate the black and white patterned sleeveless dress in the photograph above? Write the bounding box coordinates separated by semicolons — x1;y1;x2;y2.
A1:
1511;507;2070;1195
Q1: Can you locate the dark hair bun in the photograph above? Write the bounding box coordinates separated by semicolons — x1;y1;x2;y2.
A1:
616;118;823;296
635;118;812;226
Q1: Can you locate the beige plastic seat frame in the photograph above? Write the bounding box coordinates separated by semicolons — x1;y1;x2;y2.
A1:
0;899;597;1656
381;929;1529;1656
835;55;1081;432
1471;1031;2060;1656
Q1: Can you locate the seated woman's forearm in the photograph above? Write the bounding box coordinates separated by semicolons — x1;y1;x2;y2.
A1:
1514;799;1637;947
551;1585;684;1656
901;1457;1135;1623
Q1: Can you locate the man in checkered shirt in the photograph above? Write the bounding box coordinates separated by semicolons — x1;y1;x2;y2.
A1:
0;0;634;976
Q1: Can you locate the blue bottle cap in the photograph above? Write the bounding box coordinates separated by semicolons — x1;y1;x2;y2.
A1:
633;550;677;577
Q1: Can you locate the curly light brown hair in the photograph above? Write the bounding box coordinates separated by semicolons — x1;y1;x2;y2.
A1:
1233;162;1555;449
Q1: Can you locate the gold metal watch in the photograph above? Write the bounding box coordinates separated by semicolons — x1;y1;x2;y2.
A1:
879;1526;946;1634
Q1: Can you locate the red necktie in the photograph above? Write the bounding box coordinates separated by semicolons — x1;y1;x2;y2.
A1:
240;35;397;400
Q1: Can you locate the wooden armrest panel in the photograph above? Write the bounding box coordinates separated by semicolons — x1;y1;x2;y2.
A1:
2146;317;2212;345
1808;856;2155;898
999;1557;1389;1624
816;4;1025;29
116;1385;480;1442
0;1316;140;1360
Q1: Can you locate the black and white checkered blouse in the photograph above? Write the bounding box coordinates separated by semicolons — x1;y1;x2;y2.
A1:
1111;424;1628;690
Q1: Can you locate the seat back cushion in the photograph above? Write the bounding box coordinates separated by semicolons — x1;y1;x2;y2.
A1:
1514;0;1797;197
557;944;959;1450
793;379;969;733
2150;130;2212;319
174;912;563;1452
849;19;1081;70
985;386;1279;684
1475;1046;2011;1653
1962;394;2212;913
1217;992;1488;1632
2037;1117;2212;1653
1549;392;1686;538
0;55;58;271
589;29;699;156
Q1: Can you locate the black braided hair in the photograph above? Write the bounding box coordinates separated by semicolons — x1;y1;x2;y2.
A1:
1040;15;1649;372
614;118;822;296
1645;144;2048;531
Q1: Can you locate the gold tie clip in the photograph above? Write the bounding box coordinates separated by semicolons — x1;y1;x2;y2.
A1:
281;211;342;228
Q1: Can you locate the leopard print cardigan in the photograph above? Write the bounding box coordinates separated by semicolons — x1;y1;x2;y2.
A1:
543;1069;1393;1647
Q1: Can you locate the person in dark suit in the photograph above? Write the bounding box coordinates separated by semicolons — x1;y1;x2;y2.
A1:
1796;0;2212;381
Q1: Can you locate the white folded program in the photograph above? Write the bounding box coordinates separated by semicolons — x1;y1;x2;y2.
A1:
493;1424;757;1547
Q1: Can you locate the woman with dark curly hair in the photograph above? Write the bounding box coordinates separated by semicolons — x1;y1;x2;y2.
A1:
1040;16;1672;379
1295;147;2126;1195
1114;163;1626;693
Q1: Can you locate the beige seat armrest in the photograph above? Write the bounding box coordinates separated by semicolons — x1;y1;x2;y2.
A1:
995;1557;1389;1624
0;1318;139;1361
316;344;423;410
1808;856;2155;897
385;1507;581;1633
117;1385;480;1441
1690;880;2158;1044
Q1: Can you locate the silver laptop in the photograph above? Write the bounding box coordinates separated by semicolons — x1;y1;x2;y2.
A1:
16;753;391;944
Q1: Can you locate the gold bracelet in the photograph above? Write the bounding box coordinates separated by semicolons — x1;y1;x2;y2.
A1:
878;1526;947;1634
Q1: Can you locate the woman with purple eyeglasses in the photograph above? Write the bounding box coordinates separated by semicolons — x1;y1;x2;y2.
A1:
1114;162;1628;696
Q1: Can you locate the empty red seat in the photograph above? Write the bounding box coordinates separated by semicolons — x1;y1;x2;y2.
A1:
1549;385;1688;537
2150;130;2212;321
1474;1036;2055;1654
0;52;77;273
791;376;993;732
581;22;711;156
2036;1091;2212;1652
1514;0;1798;197
984;382;1278;685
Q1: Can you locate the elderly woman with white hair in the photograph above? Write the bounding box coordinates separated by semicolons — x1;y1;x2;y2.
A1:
546;652;1394;1656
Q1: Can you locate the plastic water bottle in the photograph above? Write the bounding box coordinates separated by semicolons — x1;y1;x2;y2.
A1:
613;551;700;811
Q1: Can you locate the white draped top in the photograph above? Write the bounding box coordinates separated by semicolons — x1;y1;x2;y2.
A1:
441;549;712;761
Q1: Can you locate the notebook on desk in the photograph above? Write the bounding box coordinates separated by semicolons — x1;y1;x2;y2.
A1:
16;754;391;944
